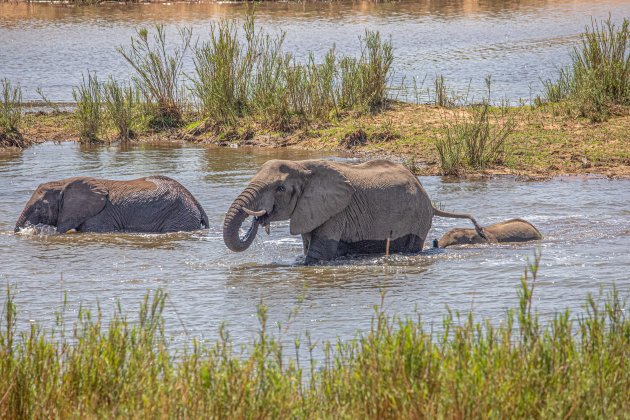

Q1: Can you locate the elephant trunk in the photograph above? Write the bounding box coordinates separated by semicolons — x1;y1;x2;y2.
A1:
14;208;31;232
223;185;263;252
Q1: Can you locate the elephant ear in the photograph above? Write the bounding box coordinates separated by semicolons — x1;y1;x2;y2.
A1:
57;179;108;233
290;162;355;235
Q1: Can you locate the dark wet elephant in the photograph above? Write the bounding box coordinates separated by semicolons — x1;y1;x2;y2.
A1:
223;159;485;264
15;175;208;233
436;218;542;248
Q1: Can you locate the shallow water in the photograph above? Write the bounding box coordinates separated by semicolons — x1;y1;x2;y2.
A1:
0;142;628;355
1;0;629;103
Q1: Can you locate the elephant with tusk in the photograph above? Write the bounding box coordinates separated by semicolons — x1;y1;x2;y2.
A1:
15;175;208;234
223;159;485;264
435;218;543;248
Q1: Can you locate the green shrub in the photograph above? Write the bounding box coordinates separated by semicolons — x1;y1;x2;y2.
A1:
337;31;393;113
102;78;138;140
248;27;290;130
542;17;630;122
437;77;515;175
0;79;25;148
435;125;464;175
118;25;192;129
191;17;255;126
190;14;394;131
73;73;102;143
438;100;514;174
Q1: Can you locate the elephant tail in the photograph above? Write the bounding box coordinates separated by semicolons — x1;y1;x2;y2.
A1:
432;205;487;239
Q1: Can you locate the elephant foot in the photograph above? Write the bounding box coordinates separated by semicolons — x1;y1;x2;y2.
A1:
304;256;320;266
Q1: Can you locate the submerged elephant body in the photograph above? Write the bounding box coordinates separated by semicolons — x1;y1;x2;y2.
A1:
223;159;484;264
15;176;208;233
437;218;542;248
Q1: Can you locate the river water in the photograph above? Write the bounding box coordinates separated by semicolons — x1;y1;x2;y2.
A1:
1;0;629;103
1;143;628;354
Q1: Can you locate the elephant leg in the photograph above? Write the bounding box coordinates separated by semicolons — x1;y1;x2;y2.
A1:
304;217;345;264
301;233;311;255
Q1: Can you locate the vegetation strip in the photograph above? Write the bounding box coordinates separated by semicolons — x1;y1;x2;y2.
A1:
0;254;628;417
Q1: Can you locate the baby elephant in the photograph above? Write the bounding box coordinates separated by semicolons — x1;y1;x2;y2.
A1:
436;218;542;248
15;175;208;234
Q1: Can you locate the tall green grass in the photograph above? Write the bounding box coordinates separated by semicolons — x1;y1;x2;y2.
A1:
0;79;26;148
72;73;102;143
191;18;255;127
436;78;515;175
190;15;393;131
542;17;630;122
1;254;628;417
118;25;192;129
102;78;138;140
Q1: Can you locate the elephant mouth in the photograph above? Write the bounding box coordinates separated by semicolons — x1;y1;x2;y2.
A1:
255;215;271;235
243;206;272;235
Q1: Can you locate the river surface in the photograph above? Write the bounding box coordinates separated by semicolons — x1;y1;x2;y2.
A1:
0;143;628;355
1;0;629;103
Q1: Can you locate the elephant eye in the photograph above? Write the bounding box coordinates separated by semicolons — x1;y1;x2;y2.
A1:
276;185;286;192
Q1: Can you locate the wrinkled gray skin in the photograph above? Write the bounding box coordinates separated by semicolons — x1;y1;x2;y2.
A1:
15;176;208;233
436;218;542;248
223;159;485;264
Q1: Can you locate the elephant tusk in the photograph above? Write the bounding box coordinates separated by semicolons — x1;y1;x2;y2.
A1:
242;207;267;217
66;229;77;234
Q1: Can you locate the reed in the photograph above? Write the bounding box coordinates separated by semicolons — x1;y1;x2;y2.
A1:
0;254;628;418
102;78;138;140
118;25;192;129
435;124;464;175
355;30;394;112
0;79;26;148
438;101;514;174
542;17;630;122
190;14;393;131
191;17;254;126
72;73;102;143
437;78;515;174
433;74;451;107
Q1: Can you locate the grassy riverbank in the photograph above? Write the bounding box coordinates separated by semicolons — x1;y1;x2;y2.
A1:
17;101;630;178
1;255;629;417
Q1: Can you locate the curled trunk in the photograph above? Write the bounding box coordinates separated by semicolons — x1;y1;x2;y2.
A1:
223;185;261;252
14;208;30;232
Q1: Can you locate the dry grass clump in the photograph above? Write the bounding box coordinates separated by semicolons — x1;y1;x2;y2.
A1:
1;253;628;417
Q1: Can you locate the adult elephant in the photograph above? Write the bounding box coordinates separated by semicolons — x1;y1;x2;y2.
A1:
15;176;208;233
223;159;485;264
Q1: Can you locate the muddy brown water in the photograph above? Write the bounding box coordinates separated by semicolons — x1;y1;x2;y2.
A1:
1;142;628;355
1;0;629;103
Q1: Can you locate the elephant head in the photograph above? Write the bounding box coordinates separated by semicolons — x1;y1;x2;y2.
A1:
223;160;354;252
15;178;108;233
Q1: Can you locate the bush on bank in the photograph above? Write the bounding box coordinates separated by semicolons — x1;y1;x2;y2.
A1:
542;17;630;122
0;78;27;148
1;253;628;418
190;15;393;131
